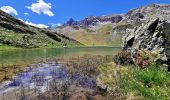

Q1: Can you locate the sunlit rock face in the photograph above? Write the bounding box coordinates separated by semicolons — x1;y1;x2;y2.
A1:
123;18;170;68
123;19;165;50
118;4;170;67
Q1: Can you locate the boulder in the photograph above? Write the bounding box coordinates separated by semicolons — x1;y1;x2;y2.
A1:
123;18;170;67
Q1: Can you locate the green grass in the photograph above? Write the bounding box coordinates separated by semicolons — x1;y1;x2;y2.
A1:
0;26;82;50
98;63;170;100
98;63;117;87
121;64;170;100
0;44;20;50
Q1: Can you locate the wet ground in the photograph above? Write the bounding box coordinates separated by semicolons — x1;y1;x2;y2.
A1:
0;61;100;100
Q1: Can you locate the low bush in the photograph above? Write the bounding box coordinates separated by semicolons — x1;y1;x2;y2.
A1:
113;51;134;65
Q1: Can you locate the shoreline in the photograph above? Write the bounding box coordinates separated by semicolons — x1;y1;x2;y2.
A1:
0;46;122;51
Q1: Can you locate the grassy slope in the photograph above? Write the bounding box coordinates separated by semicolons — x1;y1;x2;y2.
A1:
0;44;20;50
0;26;81;50
98;63;170;100
62;25;122;47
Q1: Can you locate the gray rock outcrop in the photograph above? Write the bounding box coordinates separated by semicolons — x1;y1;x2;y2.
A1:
123;18;170;69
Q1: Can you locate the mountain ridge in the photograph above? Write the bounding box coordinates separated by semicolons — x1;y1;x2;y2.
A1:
51;3;170;46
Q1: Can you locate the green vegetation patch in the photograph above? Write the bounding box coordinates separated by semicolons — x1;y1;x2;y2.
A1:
98;62;170;100
0;26;82;49
0;44;20;50
121;64;170;100
98;63;117;88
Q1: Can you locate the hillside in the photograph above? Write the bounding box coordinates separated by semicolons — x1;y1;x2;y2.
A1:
52;15;123;46
0;10;82;49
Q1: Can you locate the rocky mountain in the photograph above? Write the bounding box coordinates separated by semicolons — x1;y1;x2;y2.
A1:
51;3;170;66
52;15;124;46
62;14;123;29
125;4;170;22
52;4;170;46
0;10;82;48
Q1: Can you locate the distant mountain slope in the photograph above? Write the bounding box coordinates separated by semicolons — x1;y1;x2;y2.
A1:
52;15;123;46
0;10;82;48
52;4;170;46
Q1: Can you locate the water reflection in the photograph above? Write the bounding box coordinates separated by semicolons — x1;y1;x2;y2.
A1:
0;62;96;94
0;47;121;66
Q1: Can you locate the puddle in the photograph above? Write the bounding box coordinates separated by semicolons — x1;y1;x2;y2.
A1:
0;61;97;95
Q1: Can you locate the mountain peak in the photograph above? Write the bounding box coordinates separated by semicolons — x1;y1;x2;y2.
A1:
62;14;123;29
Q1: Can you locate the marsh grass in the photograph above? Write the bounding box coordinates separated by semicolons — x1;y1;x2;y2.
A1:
98;63;127;99
66;55;112;78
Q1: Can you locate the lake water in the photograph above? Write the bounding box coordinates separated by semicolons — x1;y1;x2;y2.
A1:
0;47;121;66
0;47;121;99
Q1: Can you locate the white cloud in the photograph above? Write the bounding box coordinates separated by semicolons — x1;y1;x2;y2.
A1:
24;13;29;15
19;18;49;28
25;21;49;28
26;0;54;17
57;23;62;26
48;23;62;27
0;6;18;15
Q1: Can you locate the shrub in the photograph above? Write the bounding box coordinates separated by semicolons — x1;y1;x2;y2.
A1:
128;49;156;68
113;51;134;65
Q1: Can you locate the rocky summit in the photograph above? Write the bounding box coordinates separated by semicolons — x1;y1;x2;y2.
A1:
63;15;123;29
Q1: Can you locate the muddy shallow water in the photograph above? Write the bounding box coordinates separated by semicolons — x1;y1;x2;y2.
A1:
0;47;121;99
0;61;98;99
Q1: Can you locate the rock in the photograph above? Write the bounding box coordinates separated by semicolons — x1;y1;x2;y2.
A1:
92;95;105;100
70;93;88;100
66;18;78;26
69;86;105;100
96;75;113;93
123;18;170;67
96;76;108;92
123;19;164;50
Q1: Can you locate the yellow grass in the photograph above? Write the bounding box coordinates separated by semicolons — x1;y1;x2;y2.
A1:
63;25;122;46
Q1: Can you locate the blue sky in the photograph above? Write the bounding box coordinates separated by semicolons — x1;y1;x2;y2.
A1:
0;0;170;28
